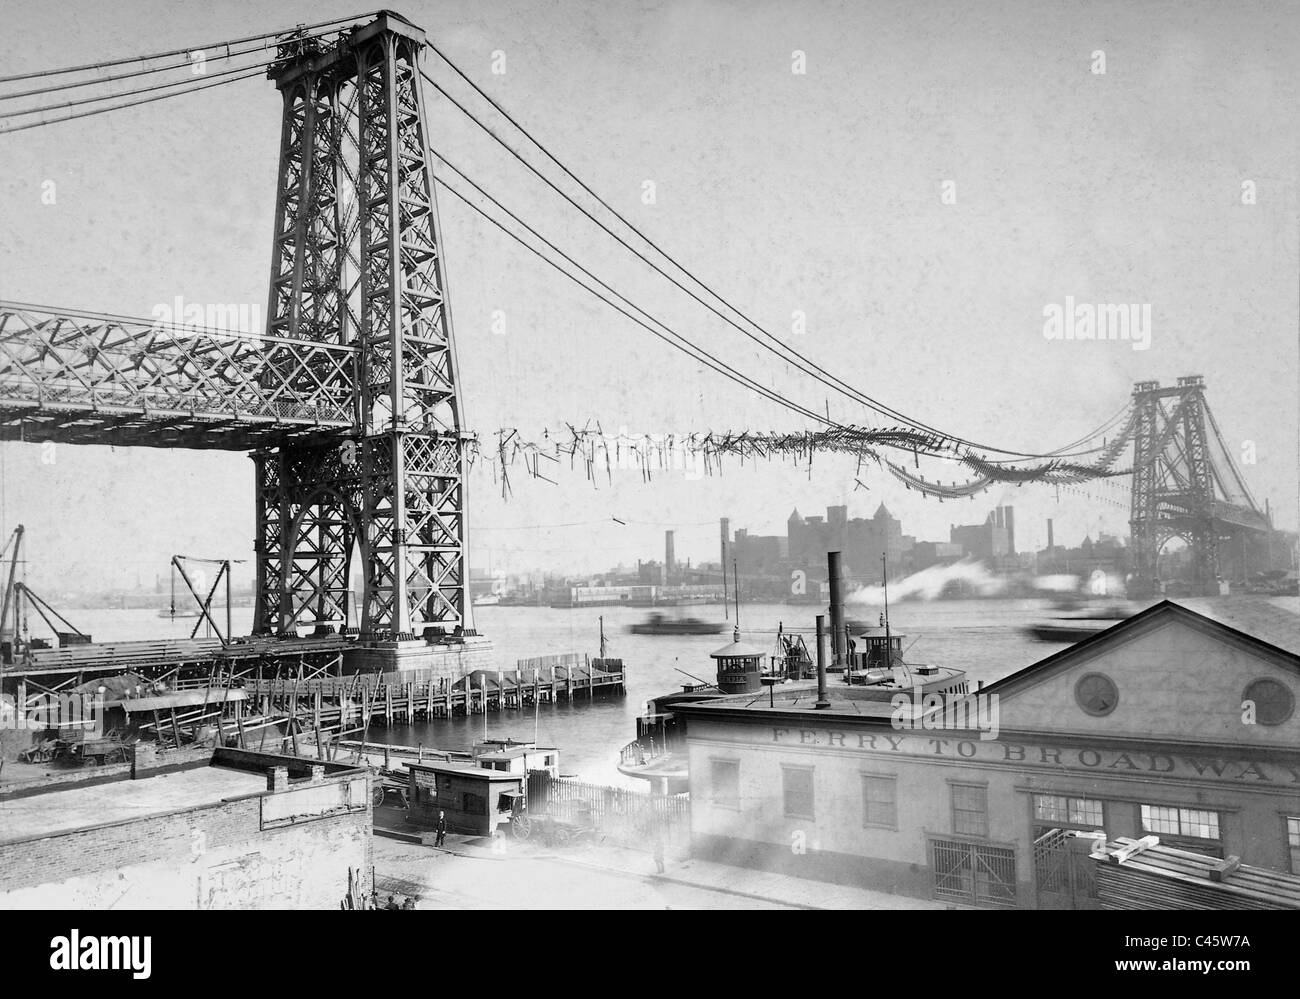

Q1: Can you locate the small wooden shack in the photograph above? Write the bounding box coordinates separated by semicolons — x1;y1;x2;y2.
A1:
405;761;524;837
474;744;559;778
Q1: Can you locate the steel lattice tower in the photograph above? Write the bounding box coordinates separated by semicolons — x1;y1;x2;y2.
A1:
1128;376;1269;597
252;13;470;641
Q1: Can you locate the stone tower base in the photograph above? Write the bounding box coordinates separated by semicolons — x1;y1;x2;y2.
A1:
342;635;495;684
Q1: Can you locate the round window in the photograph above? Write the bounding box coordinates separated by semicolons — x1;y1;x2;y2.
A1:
1242;678;1295;726
1075;672;1119;716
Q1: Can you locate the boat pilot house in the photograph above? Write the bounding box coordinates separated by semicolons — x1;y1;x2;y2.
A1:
672;602;1300;909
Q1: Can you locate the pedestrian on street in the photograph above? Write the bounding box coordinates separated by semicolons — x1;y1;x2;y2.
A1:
653;836;666;875
435;810;448;847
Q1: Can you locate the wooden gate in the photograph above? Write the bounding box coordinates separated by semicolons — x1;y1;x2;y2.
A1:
931;839;1018;907
1033;828;1103;909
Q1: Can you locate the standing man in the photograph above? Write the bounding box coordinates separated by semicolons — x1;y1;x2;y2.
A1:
653;835;666;875
435;810;448;847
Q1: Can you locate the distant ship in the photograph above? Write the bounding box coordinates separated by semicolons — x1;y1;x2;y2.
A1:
157;608;202;619
1024;599;1140;642
473;593;501;607
628;613;726;636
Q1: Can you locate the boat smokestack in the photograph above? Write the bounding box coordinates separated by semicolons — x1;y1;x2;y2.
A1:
815;614;830;709
828;551;845;666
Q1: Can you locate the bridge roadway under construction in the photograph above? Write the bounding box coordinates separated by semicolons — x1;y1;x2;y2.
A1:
2;633;352;684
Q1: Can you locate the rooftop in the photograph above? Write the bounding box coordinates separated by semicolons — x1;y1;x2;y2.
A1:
711;638;766;658
0;764;266;845
406;761;526;780
1176;595;1300;657
477;747;557;761
680;678;917;717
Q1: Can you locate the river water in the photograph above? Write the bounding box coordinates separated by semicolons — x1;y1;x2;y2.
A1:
61;597;1068;788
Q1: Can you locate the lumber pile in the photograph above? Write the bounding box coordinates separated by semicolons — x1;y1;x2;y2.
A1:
1095;836;1300;910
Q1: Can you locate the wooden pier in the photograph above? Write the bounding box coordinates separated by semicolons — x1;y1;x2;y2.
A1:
5;651;624;762
235;656;625;742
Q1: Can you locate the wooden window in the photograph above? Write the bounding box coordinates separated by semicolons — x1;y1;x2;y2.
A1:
710;759;740;809
1140;805;1220;843
1033;793;1104;828
782;765;815;820
951;783;988;838
862;775;897;829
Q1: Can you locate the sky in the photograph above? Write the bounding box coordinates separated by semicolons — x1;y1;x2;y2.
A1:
1;0;1297;592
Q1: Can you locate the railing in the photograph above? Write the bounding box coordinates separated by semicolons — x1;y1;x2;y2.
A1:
619;738;653;767
619;734;677;767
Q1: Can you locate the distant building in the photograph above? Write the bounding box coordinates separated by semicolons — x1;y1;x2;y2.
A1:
914;540;965;570
951;511;1011;563
789;504;905;583
731;529;786;579
1036;533;1129;578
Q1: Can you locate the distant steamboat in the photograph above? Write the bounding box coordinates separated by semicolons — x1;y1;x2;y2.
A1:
628;613;725;636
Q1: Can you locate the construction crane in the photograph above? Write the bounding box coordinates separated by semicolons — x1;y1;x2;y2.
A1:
0;525;91;663
0;524;23;659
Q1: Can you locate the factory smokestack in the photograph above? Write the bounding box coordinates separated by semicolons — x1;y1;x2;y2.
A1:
828;551;845;666
1047;518;1055;552
665;530;675;576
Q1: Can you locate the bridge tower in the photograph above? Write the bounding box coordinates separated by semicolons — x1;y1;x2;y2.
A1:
252;13;481;668
1128;376;1268;597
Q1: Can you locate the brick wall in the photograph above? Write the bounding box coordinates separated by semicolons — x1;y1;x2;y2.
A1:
0;769;373;909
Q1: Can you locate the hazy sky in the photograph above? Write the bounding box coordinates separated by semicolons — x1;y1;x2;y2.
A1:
2;0;1297;591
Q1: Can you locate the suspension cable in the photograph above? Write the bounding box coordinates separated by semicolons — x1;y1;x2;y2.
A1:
0;12;379;83
419;56;1111;462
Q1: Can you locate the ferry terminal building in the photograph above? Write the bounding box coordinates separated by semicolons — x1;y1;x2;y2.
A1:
671;602;1300;908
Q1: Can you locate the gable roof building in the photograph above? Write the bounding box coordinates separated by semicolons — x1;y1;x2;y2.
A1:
671;601;1300;909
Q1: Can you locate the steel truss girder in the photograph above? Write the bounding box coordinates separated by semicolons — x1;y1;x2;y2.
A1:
254;14;469;640
0;304;357;444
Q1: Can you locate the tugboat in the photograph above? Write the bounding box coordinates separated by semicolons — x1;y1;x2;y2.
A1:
628;612;726;636
617;552;968;793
